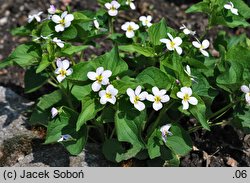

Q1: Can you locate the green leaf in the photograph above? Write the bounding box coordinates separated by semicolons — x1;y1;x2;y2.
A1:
226;45;250;68
0;57;14;69
147;129;161;159
29;90;63;126
40;20;55;36
166;122;192;156
61;45;89;56
45;107;87;155
71;84;92;101
185;1;210;13
136;67;173;90
232;104;250;133
7;43;42;68
148;18;172;46
112;76;138;94
76;95;104;131
24;67;48;93
216;62;244;92
61;25;77;40
114;99;146;161
90;46;128;76
189;95;210;130
102;139;125;162
36;53;51;73
69;62;93;81
11;26;32;36
119;44;155;57
73;11;92;21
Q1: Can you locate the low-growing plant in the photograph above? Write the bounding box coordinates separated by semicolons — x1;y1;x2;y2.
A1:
1;0;250;166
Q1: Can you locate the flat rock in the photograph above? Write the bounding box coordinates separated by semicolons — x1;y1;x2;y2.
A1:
0;86;114;167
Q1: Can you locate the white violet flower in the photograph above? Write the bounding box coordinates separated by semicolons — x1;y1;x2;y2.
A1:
177;87;198;110
160;33;183;55
241;84;250;105
126;86;148;111
54;59;73;83
57;134;72;142
48;5;57;14
180;24;196;35
51;107;59;118
52;37;64;48
139;15;153;27
184;65;197;83
126;0;136;10
121;21;139;38
105;1;120;16
87;67;112;92
52;11;74;32
147;86;170;111
28;12;43;23
160;124;173;143
99;85;118;105
192;39;210;57
224;2;239;15
93;18;100;29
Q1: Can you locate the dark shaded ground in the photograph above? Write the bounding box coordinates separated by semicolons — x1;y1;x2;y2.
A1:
0;0;249;166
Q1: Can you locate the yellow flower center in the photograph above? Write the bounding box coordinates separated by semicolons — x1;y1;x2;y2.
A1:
134;96;140;104
105;93;112;99
111;6;116;11
183;93;190;102
170;41;175;48
127;25;133;32
248;92;250;96
96;75;103;83
60;19;65;25
154;96;161;103
59;69;67;76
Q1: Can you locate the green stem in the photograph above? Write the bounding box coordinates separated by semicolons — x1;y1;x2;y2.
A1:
59;82;74;110
48;80;58;88
108;17;114;34
146;101;174;140
188;120;230;133
208;99;241;120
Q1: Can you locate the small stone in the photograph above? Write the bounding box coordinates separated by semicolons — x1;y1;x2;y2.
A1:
0;17;8;26
226;157;238;167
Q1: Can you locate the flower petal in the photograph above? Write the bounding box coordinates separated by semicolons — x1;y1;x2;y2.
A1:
62;60;70;70
160;38;169;44
202;40;210;49
181;87;192;96
102;70;112;78
182;100;189;110
108;9;118;16
87;71;97;80
152;86;160;96
153;102;163;111
146;94;155;102
126;30;135;38
121;22;129;31
161;95;170;103
92;81;102;92
177;91;184;99
147;15;152;22
101;77;110;85
167;33;174;41
175;46;183;55
134;101;145;111
241;85;250;93
139;16;146;21
135;86;142;96
66;68;73;76
224;4;232;10
173;37;182;46
100;96;107;104
108;96;116;104
192;41;201;48
231;8;238;15
52;15;61;23
96;67;104;75
127;88;135;98
200;49;209;57
188;96;198;105
112;1;120;8
105;2;111;9
65;14;74;23
130;2;136;10
139;91;148;100
56;74;66;83
55;24;65;32
99;90;106;97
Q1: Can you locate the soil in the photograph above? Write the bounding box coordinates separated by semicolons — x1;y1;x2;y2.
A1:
0;0;249;167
